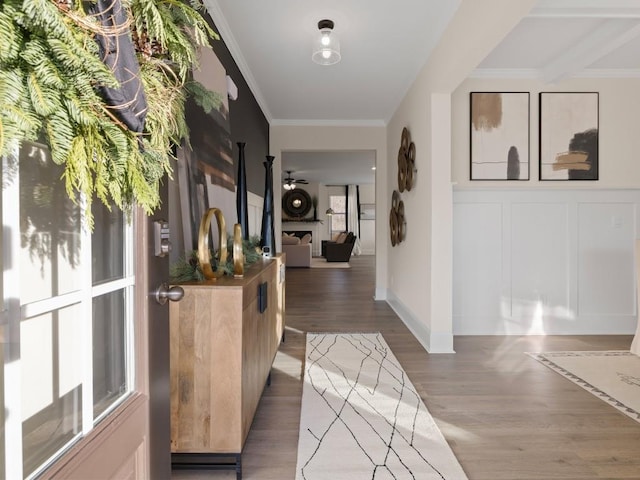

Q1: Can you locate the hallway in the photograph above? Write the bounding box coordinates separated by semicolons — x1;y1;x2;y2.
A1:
173;255;640;479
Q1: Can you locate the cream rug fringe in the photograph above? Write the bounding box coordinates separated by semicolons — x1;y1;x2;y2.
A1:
528;350;640;423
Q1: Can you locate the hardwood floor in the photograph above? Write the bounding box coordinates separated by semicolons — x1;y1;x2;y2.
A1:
172;255;640;480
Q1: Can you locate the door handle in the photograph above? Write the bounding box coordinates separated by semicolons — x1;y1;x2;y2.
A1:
154;283;184;305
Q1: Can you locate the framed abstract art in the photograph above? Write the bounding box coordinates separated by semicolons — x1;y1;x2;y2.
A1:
470;92;530;180
539;92;599;181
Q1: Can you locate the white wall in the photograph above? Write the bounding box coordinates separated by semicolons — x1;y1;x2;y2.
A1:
453;77;640;187
358;184;375;255
359;184;375;203
451;78;640;335
385;0;536;353
270;125;387;296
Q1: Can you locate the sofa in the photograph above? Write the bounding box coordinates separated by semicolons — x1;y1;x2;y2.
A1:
281;233;312;267
324;232;356;262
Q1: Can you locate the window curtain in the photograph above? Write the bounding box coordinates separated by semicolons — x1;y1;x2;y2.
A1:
347;185;362;256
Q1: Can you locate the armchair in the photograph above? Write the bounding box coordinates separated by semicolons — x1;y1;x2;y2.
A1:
324;232;356;262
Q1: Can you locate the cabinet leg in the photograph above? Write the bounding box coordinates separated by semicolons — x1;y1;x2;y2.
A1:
266;372;272;386
236;454;242;480
172;452;242;478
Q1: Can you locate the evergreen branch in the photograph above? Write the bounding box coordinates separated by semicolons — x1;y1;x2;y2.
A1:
62;96;98;127
21;0;78;43
63;134;94;205
170;236;263;282
27;72;61;116
3;0;222;227
45;110;75;165
185;80;223;114
0;5;23;63
46;38;116;88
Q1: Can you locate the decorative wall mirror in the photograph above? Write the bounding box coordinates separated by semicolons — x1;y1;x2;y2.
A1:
283;189;312;218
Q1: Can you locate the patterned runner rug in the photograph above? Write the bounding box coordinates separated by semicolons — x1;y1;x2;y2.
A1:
296;332;468;479
528;351;640;423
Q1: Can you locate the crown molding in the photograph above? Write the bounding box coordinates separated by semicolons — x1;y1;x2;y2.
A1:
574;68;640;77
470;67;640;79
270;119;387;128
469;69;541;79
531;0;640;18
202;0;273;122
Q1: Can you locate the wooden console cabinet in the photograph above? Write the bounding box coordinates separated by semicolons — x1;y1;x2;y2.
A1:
169;254;285;474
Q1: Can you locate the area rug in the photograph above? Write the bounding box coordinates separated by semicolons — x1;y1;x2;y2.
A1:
310;257;350;269
296;332;468;480
528;351;640;423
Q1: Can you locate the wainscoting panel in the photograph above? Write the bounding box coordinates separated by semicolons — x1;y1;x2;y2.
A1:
511;202;570;333
453;189;640;335
453;203;504;334
577;202;636;316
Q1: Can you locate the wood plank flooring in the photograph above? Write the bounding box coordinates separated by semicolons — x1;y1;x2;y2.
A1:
172;255;640;480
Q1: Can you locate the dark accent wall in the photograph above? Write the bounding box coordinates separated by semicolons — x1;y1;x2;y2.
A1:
204;15;270;196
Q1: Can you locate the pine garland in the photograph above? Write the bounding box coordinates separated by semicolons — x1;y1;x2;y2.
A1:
170;236;264;282
0;0;222;227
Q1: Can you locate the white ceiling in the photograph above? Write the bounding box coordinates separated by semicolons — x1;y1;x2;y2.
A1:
475;1;640;82
203;0;640;185
281;151;377;186
203;0;460;124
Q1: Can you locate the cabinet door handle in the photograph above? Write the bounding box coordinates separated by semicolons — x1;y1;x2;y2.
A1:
258;281;268;313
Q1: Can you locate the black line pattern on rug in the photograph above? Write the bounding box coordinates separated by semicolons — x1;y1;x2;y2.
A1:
529;351;640;422
300;333;446;480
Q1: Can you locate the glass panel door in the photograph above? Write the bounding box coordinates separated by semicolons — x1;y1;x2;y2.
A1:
2;140;135;478
19;142;82;305
22;305;83;477
93;290;128;420
0;152;5;476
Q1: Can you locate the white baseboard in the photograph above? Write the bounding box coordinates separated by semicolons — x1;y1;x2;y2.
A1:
386;290;455;354
374;287;387;301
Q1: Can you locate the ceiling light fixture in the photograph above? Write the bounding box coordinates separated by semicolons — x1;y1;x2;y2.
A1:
312;19;341;66
326;208;334;216
283;170;307;190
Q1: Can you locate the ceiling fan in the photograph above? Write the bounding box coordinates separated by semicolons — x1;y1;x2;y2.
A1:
283;170;308;190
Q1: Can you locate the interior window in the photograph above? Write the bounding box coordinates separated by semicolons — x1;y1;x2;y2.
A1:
330;195;346;237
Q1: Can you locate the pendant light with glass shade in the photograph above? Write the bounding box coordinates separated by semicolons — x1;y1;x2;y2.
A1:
312;19;341;66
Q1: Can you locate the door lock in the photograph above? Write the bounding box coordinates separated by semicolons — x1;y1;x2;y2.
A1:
154;220;172;257
154;283;184;305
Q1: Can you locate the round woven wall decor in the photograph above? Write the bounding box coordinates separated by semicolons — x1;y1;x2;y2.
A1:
397;127;416;192
389;190;406;247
